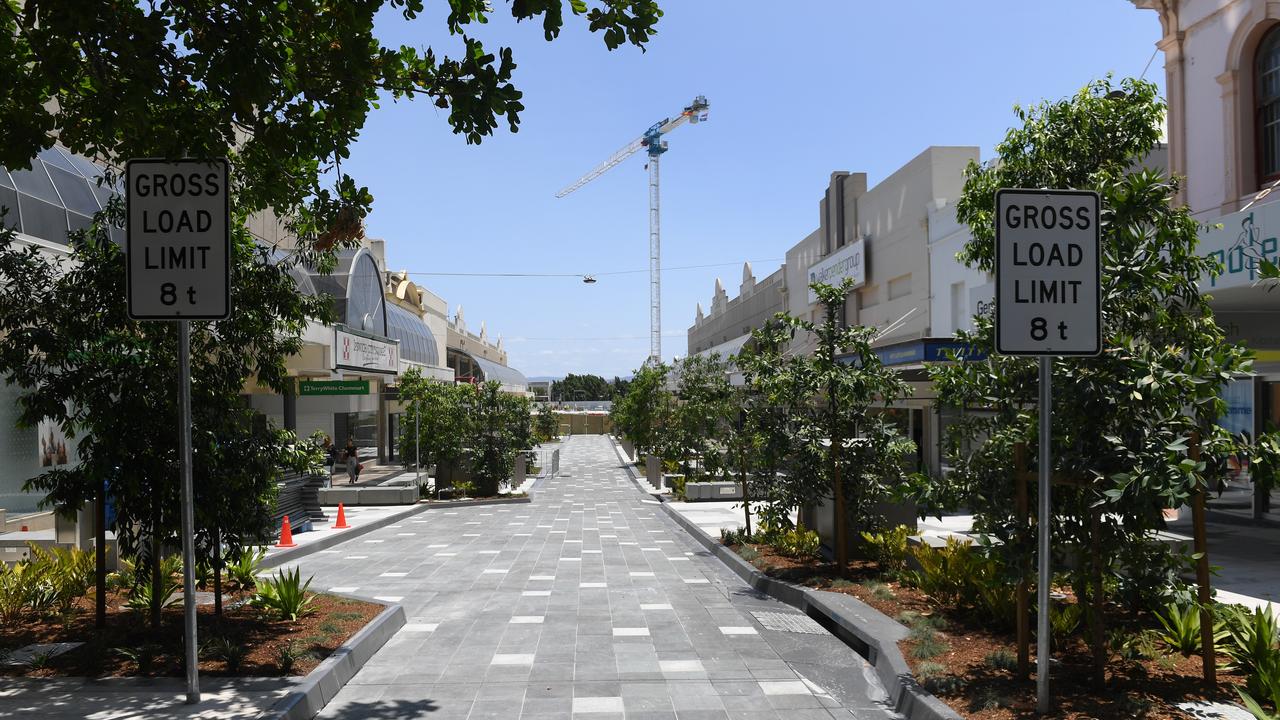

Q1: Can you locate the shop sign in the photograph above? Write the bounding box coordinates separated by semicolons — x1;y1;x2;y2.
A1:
1200;204;1280;291
299;379;370;396
335;327;399;374
807;238;865;304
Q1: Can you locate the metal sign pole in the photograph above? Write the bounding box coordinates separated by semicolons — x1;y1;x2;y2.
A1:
177;319;200;703
1036;355;1052;714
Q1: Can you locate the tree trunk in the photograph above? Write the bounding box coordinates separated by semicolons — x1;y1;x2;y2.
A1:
1089;507;1106;689
740;440;752;538
150;497;162;629
831;389;848;576
212;526;222;618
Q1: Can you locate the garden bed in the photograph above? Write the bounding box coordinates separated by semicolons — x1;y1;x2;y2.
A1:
726;541;1249;719
0;589;383;679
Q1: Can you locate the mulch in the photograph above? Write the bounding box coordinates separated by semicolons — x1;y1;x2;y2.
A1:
730;541;1248;719
0;588;383;678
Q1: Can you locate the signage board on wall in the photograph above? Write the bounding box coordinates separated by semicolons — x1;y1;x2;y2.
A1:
1219;375;1255;438
299;379;370;396
806;238;865;304
335;327;399;375
1200;203;1280;291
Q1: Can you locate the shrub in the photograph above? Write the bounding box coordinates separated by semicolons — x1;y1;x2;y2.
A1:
125;555;183;612
773;525;820;559
667;474;687;501
1112;629;1160;661
28;544;94;614
859;526;914;577
738;546;760;563
720;527;751;546
274;642;309;674
1227;605;1280;676
1154;602;1224;656
1050;602;1083;643
115;644;161;674
915;661;946;678
984;649;1018;672
1240;652;1280;719
908;537;977;607
859;580;894;602
252;567;315;621
909;625;948;660
224;547;266;591
202;635;248;673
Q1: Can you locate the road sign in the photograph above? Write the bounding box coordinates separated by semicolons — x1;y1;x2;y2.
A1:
126;159;230;320
995;189;1101;356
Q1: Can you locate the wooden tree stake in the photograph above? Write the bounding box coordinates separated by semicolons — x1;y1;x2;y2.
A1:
1190;432;1216;688
1014;441;1031;680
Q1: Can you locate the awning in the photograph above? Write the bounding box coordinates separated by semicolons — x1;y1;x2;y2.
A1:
386;303;440;366
696;333;751;360
470;354;528;388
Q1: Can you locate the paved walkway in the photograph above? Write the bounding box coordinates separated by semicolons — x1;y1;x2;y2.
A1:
300;435;897;719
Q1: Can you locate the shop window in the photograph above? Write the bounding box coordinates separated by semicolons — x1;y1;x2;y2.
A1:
1257;26;1280;183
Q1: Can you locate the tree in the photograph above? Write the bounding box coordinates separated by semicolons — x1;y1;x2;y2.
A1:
466;381;531;496
775;279;916;573
669;354;734;481
0;203;324;626
534;403;561;443
610;361;672;459
398;368;469;473
0;1;663;253
0;0;662;627
925;77;1252;685
552;373;614;401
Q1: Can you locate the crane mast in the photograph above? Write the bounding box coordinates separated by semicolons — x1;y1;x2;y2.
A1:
555;95;709;365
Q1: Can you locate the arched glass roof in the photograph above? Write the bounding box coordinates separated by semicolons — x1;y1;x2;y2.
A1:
308;248;387;336
470;354;529;388
0;146;122;246
386;303;439;366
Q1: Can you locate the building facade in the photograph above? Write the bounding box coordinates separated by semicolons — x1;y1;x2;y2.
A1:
1135;0;1280;455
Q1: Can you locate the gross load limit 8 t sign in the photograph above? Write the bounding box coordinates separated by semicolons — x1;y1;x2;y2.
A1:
126;159;230;320
995;189;1100;356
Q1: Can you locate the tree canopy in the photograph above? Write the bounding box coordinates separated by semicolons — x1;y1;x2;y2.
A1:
0;0;662;252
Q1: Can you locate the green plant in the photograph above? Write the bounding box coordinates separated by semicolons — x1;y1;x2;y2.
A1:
908;537;978;607
738;546;760;563
26;650;54;670
1112;629;1160;661
274;642;308;674
114;644;161;674
773;525;820;560
224;547;267;591
984;649;1018;672
125;555;183;612
1050;602;1083;643
976;688;1010;712
1154;602;1224;656
922;673;966;695
830;578;857;590
1240;652;1280;719
859;580;895;602
1227;605;1280;676
915;661;946;678
319;620;342;635
28;544;94;614
453;479;477;498
667;473;687;501
331;611;362;621
859;526;914;577
203;635;248;673
909;625;948;660
720;527;751;546
252;567;315;621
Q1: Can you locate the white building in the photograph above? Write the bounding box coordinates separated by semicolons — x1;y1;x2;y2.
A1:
1134;0;1280;446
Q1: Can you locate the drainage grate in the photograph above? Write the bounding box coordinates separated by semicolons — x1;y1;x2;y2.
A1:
750;610;828;634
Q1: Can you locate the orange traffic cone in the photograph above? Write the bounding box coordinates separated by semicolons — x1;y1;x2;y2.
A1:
333;503;349;530
276;515;296;548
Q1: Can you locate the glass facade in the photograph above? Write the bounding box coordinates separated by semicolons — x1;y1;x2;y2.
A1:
0;145;122;245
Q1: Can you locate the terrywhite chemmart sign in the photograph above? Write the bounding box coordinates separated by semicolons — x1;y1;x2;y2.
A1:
334;327;399;375
807;238;865;304
1200;203;1280;291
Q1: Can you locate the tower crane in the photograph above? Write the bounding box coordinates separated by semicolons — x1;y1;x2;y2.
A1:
556;95;710;364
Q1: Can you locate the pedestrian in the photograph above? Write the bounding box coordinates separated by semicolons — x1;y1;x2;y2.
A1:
344;436;361;484
322;435;337;486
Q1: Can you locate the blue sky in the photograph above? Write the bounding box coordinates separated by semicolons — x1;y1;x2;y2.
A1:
345;2;1165;379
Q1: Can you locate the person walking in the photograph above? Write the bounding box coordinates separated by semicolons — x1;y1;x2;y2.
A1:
322;435;337;486
344;436;361;485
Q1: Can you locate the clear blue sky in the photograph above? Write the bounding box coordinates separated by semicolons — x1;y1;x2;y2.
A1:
344;1;1165;379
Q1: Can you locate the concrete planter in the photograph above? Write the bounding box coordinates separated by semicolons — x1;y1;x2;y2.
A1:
620;438;636;461
316;487;417;506
646;454;662;489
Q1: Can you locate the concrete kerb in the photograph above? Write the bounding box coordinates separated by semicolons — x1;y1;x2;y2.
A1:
261;496;530;570
653;480;961;720
262;596;406;720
